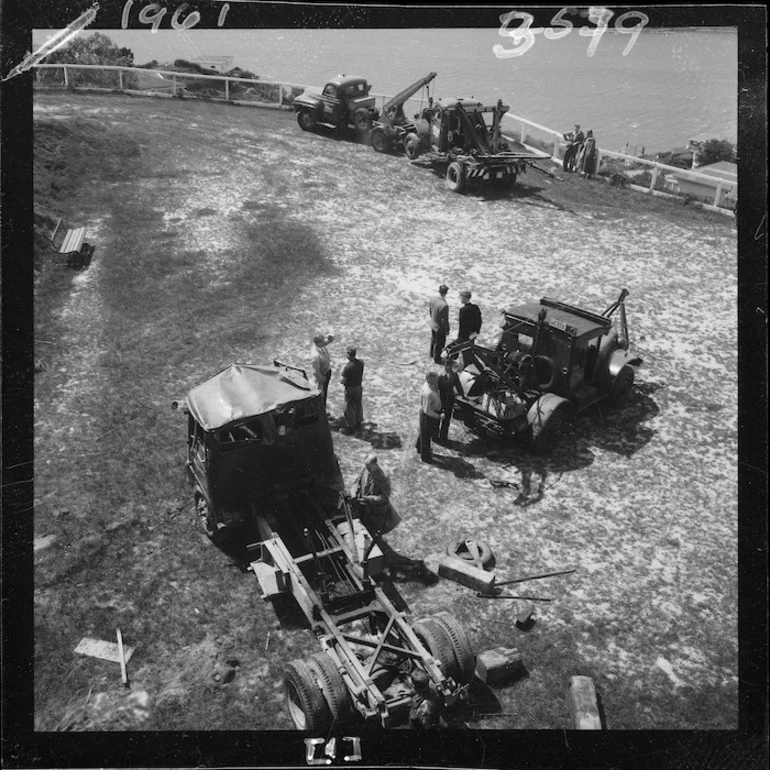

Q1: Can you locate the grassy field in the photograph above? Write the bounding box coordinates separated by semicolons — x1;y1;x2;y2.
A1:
32;91;738;734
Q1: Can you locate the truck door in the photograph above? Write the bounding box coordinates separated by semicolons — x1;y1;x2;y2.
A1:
321;83;343;123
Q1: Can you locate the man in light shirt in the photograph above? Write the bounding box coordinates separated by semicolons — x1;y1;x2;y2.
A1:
415;370;442;463
310;332;334;408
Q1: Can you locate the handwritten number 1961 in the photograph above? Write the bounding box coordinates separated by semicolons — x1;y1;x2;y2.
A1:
495;7;649;59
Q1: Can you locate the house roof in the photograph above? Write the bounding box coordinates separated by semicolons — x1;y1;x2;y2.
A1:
697;161;737;181
186;363;317;430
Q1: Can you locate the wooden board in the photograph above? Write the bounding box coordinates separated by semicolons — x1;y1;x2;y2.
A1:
74;637;135;664
438;555;496;592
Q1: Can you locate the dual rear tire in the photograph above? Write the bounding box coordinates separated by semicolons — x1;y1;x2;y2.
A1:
283;653;351;731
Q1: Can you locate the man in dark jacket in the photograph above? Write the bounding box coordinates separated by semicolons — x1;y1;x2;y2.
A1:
340;345;364;434
457;290;482;342
437;358;463;443
429;284;450;363
562;123;584;172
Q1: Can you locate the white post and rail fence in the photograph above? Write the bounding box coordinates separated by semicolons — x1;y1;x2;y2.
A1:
34;63;736;215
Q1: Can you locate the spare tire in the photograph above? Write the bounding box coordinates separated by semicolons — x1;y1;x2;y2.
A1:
445;538;494;570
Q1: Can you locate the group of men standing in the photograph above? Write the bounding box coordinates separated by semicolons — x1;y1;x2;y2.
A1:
310;333;363;435
419;284;482;462
562;123;598;178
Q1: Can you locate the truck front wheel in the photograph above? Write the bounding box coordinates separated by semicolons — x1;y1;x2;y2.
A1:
608;364;635;406
196;493;229;545
371;128;392;153
531;407;566;454
446;162;466;193
297;110;316;131
353;108;373;132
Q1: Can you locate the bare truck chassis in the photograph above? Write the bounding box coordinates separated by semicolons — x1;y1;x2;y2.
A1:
179;362;472;730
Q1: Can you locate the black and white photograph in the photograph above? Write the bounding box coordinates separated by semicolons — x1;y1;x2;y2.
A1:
2;1;766;767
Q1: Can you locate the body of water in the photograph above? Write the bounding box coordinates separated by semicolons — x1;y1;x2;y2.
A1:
34;26;737;154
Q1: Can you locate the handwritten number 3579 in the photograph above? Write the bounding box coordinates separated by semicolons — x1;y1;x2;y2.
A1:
494;8;649;59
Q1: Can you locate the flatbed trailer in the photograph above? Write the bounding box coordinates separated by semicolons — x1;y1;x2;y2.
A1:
178;362;473;729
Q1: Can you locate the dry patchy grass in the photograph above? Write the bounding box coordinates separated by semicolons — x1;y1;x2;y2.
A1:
32;92;737;733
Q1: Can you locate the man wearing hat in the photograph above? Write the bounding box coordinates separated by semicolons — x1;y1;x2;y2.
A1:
429;284;450;364
310;332;334;408
457;290;482;344
340;345;364;434
562;123;585;172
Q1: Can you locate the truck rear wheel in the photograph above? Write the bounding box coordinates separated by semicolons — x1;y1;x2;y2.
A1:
404;132;421;160
413;618;457;680
283;658;332;731
353;108;373;132
370;128;392;153
446;162;466;193
297;110;316;131
430;612;475;683
307;652;351;723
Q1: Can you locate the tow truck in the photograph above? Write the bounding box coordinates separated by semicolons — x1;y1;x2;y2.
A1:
446;289;641;452
368;72;437;154
401;97;559;193
175;362;474;729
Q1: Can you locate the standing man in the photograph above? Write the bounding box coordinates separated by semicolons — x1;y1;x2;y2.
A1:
562;123;584;172
341;345;364;434
437;358;462;444
577;129;598;178
310;332;334;408
416;370;442;463
349;453;401;534
429;284;450;364
457;290;482;343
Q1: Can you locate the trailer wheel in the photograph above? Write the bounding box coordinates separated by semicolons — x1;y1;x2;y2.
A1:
404;132;421;160
307;652;351;723
195;493;229;545
445;538;494;570
608;364;635;406
430;612;475;683
531;406;566;454
446;162;466;193
283;659;331;732
354;108;373;132
371;128;392;153
413;618;457;680
297;110;316;131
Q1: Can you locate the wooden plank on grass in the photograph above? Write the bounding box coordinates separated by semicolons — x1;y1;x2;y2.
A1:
74;637;134;664
569;675;602;730
438;555;496;592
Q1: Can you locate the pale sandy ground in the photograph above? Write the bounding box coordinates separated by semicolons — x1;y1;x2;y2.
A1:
33;94;738;730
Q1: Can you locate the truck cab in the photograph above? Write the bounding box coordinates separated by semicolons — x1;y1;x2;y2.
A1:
183;362;344;542
294;76;379;132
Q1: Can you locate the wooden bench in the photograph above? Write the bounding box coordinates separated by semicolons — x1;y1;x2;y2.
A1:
49;218;95;270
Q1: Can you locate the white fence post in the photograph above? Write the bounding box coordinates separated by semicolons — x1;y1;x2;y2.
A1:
119;69;124;91
278;84;283;107
552;134;560;158
713;181;723;207
649;164;660;192
225;78;230;101
172;73;177;96
63;65;69;87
